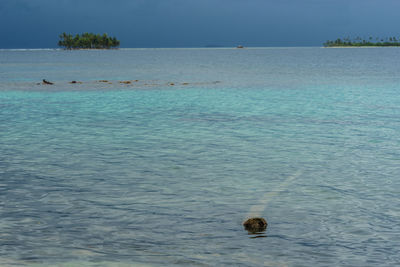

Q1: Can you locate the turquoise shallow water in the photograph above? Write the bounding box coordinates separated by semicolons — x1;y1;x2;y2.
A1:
1;48;400;266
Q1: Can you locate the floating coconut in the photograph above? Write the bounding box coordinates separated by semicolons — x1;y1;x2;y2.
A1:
243;217;267;233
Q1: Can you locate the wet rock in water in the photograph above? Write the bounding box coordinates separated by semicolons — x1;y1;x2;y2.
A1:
42;79;54;85
99;80;109;83
243;217;267;233
69;81;82;84
169;82;175;86
120;81;132;84
182;82;189;85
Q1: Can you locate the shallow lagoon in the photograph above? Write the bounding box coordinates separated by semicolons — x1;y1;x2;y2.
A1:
0;48;400;266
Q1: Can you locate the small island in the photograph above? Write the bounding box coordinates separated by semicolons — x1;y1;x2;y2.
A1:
58;32;120;49
324;36;400;47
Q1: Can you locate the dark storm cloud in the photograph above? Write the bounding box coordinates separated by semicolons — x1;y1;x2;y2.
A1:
1;0;400;48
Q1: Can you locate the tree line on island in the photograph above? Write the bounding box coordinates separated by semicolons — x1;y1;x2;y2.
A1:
324;36;400;47
58;33;120;49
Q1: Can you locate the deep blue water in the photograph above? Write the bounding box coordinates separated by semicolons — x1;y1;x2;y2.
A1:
0;48;400;266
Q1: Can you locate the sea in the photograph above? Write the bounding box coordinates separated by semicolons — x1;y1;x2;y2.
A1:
0;47;399;266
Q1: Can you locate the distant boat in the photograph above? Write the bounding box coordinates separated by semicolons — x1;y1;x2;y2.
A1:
236;45;244;49
42;79;54;85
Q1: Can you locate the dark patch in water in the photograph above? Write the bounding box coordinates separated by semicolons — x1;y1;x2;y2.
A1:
249;234;267;239
243;217;268;234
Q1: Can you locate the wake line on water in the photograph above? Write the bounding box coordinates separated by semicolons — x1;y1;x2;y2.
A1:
247;170;303;218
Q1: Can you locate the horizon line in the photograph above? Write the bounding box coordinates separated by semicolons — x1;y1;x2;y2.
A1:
0;46;327;51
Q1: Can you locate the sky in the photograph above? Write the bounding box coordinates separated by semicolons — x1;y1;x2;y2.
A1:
1;0;400;48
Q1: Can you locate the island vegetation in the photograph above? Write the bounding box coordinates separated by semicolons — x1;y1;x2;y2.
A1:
324;36;400;47
58;32;120;49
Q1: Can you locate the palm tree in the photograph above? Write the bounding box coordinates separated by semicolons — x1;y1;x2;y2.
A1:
58;32;120;49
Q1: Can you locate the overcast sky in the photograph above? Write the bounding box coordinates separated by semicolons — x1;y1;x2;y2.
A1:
1;0;400;48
